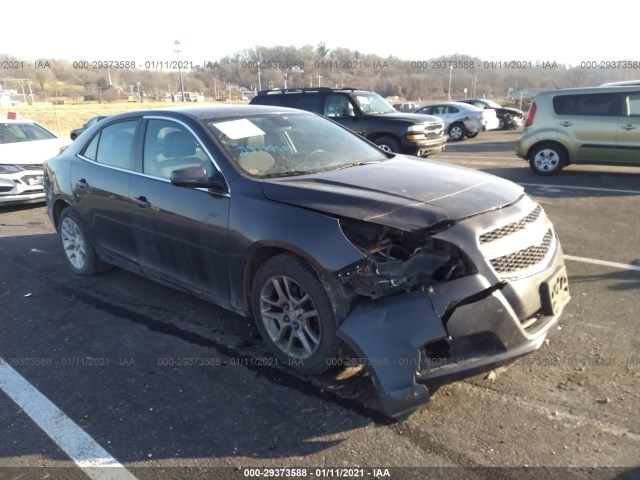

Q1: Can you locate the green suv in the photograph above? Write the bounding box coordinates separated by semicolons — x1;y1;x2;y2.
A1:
516;86;640;175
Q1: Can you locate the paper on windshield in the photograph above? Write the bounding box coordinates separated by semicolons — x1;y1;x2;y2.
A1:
212;119;265;140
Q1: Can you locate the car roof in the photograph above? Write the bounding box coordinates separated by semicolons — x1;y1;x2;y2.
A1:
419;101;481;109
256;88;372;96
104;104;314;121
599;80;640;87
535;85;640;97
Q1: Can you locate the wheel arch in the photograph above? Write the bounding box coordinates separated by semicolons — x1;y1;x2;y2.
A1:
367;132;401;145
241;243;354;324
242;244;328;319
52;199;72;232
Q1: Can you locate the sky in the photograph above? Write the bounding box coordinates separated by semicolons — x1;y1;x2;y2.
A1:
0;0;634;66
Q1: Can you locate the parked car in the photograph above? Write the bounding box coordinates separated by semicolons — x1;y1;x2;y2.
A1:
251;88;447;157
393;102;419;112
414;102;486;141
516;86;640;175
70;115;108;140
0;120;71;205
44;105;570;418
458;98;524;130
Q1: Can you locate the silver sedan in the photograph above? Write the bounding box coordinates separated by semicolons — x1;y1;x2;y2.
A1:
414;102;486;141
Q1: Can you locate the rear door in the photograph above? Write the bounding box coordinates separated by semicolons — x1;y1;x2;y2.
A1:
70;119;140;268
615;91;640;164
553;92;620;163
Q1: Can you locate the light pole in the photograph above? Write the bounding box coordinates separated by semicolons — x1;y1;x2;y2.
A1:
447;66;453;101
136;82;141;102
173;40;185;102
257;61;262;91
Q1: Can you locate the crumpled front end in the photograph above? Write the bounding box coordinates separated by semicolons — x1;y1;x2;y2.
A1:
335;194;570;418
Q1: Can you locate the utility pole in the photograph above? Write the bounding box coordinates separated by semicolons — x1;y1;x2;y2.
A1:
174;40;186;102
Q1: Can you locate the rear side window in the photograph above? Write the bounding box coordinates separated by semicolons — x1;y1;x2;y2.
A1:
553;93;620;116
253;94;298;108
624;93;640;116
295;95;323;113
82;121;138;170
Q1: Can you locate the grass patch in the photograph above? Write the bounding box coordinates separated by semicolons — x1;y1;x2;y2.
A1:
0;101;241;138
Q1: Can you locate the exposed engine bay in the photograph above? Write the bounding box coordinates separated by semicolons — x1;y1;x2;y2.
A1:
337;219;476;299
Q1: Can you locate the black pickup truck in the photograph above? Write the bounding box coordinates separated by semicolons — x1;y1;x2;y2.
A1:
251;88;447;157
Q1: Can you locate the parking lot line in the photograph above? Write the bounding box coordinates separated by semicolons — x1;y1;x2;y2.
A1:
564;255;640;272
521;183;640;195
0;361;138;480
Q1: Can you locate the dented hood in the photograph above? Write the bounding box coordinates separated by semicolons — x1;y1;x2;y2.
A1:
262;156;523;231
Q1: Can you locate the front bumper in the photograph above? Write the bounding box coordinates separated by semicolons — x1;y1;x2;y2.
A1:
403;136;448;157
337;196;570;418
0;171;45;206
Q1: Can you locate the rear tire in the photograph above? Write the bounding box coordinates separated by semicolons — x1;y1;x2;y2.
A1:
251;254;339;374
528;142;567;176
58;208;111;275
448;123;466;141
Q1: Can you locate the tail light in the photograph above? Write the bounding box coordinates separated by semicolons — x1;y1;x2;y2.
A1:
525;102;537;127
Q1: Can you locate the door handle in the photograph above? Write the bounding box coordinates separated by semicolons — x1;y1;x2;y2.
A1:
559;121;572;127
133;196;150;208
621;124;636;131
76;178;89;190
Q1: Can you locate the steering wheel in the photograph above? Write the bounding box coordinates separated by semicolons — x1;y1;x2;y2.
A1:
304;149;328;163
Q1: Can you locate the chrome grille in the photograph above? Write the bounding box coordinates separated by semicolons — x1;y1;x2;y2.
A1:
17;164;43;171
490;229;553;273
480;205;542;244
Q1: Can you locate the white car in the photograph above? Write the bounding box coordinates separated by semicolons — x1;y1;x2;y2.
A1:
0;120;71;205
414;102;498;140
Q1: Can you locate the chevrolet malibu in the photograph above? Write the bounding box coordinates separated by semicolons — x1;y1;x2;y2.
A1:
44;106;570;417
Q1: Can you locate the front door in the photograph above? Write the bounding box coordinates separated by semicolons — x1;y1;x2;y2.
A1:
129;118;231;302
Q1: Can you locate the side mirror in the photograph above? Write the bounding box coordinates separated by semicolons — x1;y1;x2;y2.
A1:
341;109;356;118
170;165;227;191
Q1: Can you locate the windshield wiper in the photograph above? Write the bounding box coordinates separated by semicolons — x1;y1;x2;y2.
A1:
336;161;379;170
261;169;313;178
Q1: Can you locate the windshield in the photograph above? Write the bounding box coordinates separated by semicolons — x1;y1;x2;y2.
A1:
206;112;387;178
352;92;397;115
0;122;56;143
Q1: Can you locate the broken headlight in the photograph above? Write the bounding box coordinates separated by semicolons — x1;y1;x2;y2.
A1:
337;219;476;299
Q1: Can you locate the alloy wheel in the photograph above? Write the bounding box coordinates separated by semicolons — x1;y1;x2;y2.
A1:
259;275;321;360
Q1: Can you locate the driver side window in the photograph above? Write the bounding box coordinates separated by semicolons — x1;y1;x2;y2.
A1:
143;120;212;180
324;94;352;118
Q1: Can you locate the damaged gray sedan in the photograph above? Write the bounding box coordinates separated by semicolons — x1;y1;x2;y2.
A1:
43;105;570;418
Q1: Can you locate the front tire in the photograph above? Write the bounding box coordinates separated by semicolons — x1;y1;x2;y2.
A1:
58;208;111;275
251;254;339;374
448;123;466;141
528;142;567;176
374;136;400;153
